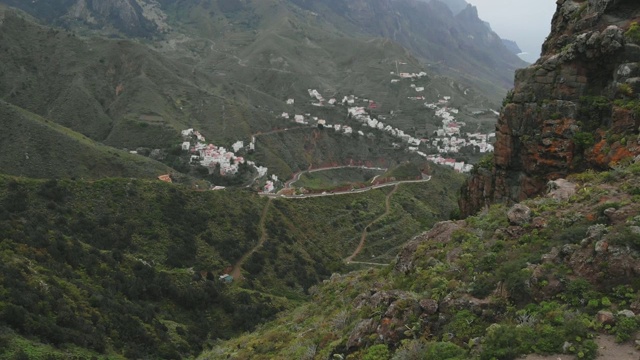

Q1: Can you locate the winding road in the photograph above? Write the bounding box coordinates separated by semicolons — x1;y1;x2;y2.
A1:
261;176;431;199
345;184;399;263
229;198;272;280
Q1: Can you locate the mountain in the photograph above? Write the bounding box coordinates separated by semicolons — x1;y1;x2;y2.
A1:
460;0;640;216
432;0;470;15
289;0;528;102
0;0;501;182
502;38;523;55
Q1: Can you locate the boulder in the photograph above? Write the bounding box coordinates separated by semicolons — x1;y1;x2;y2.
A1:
507;204;532;226
596;310;616;326
617;310;636;318
419;299;439;315
532;217;548;228
347;319;377;349
547;179;576;200
395;221;465;273
595;240;609;254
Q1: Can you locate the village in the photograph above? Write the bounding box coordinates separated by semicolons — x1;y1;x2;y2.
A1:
174;63;497;193
178;128;276;190
279;76;495;174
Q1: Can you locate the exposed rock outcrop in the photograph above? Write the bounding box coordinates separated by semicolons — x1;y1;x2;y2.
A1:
460;0;640;216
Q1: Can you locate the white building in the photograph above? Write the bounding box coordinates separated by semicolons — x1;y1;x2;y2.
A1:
232;141;244;153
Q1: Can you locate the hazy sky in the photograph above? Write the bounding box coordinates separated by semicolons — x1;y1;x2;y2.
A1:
467;0;557;63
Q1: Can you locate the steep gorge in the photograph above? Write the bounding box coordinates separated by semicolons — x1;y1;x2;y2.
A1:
460;0;640;216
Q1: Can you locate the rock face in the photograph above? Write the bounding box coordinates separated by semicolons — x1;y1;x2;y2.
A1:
460;0;640;216
507;204;532;226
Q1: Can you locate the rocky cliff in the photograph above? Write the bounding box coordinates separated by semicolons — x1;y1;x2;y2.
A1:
460;0;640;216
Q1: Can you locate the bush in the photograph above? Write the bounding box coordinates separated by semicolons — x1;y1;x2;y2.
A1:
573;132;595;150
625;22;640;43
424;342;467;360
480;325;526;360
363;344;391;360
614;316;640;343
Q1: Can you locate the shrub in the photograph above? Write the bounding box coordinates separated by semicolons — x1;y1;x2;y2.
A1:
573;132;595;150
363;344;391;360
625;22;640;43
480;325;526;360
614;316;640;343
391;339;426;360
424;342;467;360
474;153;494;172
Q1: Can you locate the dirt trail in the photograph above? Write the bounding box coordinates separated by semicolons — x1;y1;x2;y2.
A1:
345;184;399;263
229;198;272;280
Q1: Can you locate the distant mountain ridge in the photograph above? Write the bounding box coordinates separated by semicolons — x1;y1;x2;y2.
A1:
289;0;527;100
502;38;523;55
3;0;525;101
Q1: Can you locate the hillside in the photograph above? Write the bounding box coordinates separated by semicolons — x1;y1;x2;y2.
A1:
204;162;640;359
289;0;528;102
0;167;463;358
0;100;172;179
0;2;497;182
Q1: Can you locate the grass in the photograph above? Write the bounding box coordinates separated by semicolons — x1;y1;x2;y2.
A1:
0;101;172;179
294;168;385;190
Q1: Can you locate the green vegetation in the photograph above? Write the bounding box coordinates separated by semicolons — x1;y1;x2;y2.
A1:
473;153;494;172
613;99;640;118
625;22;640;43
573;131;595;150
205;162;640;359
294;168;385;191
379;162;424;181
0;166;462;358
0;101;173;180
578;96;611;131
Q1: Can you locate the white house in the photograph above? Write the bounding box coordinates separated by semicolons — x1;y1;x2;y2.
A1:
286;99;295;105
263;181;275;193
181;142;191;151
232;141;244;153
